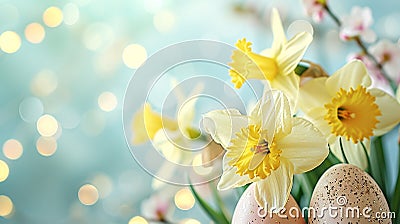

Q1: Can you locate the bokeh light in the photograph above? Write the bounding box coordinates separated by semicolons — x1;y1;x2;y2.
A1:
2;139;23;160
36;137;57;157
36;114;59;137
30;69;58;97
78;184;99;206
98;92;118;112
0;195;13;217
43;6;63;28
19;97;44;123
63;3;80;25
91;174;113;199
122;44;147;69
0;31;21;53
0;160;9;182
128;216;148;224
24;23;45;44
153;10;175;33
179;219;201;224
174;188;195;210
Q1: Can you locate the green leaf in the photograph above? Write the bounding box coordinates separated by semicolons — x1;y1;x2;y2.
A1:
189;184;230;224
294;64;309;76
390;142;400;224
370;136;388;198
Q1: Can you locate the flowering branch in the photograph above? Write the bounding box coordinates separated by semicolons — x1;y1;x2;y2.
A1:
324;4;396;90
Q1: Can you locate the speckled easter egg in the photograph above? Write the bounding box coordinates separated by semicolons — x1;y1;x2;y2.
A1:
309;164;391;223
232;183;306;224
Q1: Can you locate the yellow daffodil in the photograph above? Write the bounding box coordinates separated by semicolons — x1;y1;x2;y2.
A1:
299;60;400;169
229;8;312;109
202;90;328;211
131;80;204;189
131;103;178;145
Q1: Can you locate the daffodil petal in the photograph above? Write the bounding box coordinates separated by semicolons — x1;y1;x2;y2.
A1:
396;84;400;102
326;60;372;95
251;90;292;139
132;105;148;144
299;77;330;114
276;32;313;76
217;158;255;190
271;8;287;54
279;117;328;174
306;107;336;144
178;96;198;138
254;158;294;212
270;72;300;111
202;109;249;149
153;129;183;163
330;138;370;170
369;88;400;135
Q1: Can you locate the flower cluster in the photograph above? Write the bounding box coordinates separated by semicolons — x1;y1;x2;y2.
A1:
131;2;400;223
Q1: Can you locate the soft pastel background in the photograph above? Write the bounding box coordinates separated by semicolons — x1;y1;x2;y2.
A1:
1;0;399;223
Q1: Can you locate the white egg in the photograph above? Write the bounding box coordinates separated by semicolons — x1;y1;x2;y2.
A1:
232;183;306;224
309;164;391;223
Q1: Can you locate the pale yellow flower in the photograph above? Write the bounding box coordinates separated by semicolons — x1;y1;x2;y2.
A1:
203;90;328;211
131;103;178;145
299;60;400;169
229;8;312;108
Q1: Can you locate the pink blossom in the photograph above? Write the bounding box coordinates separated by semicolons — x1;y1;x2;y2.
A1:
141;191;174;222
370;39;400;83
302;0;326;23
347;53;394;95
340;6;376;43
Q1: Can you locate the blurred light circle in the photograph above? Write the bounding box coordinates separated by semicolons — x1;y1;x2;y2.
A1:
174;188;195;210
63;3;80;25
179;219;201;224
19;97;44;123
0;160;9;182
2;139;23;160
78;184;99;205
153;10;175;33
0;31;21;54
36;137;57;157
287;20;314;38
37;114;59;137
122;44;147;69
128;216;148;224
0;195;13;217
30;69;58;97
98;91;118;112
24;23;45;44
91;174;113;199
43;6;63;28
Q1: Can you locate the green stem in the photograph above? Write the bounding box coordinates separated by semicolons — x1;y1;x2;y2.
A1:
360;141;372;175
390;141;400;220
324;4;341;26
339;137;349;164
371;136;388;198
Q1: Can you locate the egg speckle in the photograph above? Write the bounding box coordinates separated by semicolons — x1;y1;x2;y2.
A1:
309;163;391;223
232;183;306;224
